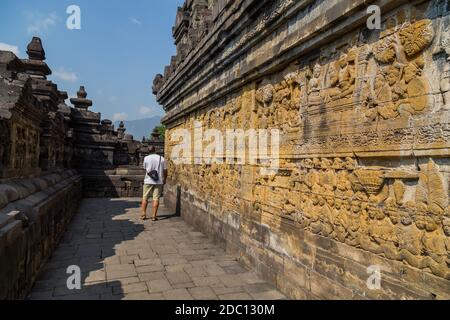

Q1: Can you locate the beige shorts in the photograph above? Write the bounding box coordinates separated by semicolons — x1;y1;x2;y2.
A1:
143;184;163;201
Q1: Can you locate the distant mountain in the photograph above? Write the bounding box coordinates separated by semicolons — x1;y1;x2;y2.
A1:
114;116;162;141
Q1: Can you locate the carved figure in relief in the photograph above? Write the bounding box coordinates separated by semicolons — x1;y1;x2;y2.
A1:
335;170;353;198
344;157;355;170
331;157;344;170
331;200;346;242
311;170;325;196
374;20;434;64
359;222;383;254
320;169;336;198
274;81;291;105
369;214;396;242
336;51;356;99
283;72;304;131
373;36;397;64
350;169;385;197
397;58;430;116
325;62;340;101
439;30;450;109
30;133;41;167
444;207;450;237
399;19;435;58
371;19;434;118
397;224;424;265
344;202;362;246
371;66;403;120
319;202;334;236
415;159;448;216
393;179;406;206
386;65;406;102
421;235;447;275
307;64;323;106
285;71;302;108
298;69;311;108
15;126;26;169
255;83;274;109
440;62;450;110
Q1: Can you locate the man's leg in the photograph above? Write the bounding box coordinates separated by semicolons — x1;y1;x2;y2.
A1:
152;200;160;219
141;185;150;219
151;185;162;220
141;199;148;218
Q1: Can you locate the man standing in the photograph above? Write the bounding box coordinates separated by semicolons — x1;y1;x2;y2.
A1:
141;146;167;221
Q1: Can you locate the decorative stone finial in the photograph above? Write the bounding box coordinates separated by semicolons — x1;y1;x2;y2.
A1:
70;85;93;110
152;74;165;95
77;86;88;99
101;119;114;134
26;37;46;60
117;121;126;140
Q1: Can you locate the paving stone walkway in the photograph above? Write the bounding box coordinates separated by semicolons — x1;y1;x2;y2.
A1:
28;198;286;300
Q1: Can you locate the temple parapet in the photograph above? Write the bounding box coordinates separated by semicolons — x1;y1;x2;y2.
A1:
0;36;164;298
0;50;45;179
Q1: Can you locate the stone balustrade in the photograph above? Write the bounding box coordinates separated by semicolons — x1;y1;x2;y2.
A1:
0;37;164;299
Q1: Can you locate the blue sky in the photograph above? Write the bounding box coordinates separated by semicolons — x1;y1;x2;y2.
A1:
0;0;184;121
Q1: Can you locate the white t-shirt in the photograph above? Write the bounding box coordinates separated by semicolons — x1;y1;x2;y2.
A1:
143;154;167;185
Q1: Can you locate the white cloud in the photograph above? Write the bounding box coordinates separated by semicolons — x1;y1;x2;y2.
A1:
0;43;20;56
27;13;59;35
113;112;128;122
109;96;118;102
139;105;164;117
130;17;142;25
53;67;78;83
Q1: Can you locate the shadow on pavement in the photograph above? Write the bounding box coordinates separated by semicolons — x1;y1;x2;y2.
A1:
27;198;148;300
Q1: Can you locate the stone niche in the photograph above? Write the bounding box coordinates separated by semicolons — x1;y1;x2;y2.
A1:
156;0;450;299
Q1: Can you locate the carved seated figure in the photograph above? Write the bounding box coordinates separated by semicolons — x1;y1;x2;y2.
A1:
440;62;450;109
369;66;401;120
337;53;356;99
397;58;430;116
307;64;323;106
365;73;384;121
326;62;340;101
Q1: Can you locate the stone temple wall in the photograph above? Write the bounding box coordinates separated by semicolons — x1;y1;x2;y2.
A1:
0;37;161;298
155;0;450;299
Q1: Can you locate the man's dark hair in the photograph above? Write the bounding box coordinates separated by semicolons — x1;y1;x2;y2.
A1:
149;146;156;154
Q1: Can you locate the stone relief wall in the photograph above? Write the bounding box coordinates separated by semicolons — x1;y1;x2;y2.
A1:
157;0;450;299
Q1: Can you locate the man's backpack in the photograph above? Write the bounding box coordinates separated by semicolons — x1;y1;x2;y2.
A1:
147;155;161;182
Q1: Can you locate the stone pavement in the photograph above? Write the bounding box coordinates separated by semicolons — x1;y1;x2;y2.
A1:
27;198;286;300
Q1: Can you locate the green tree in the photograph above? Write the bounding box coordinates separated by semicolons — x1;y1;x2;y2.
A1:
149;124;166;140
